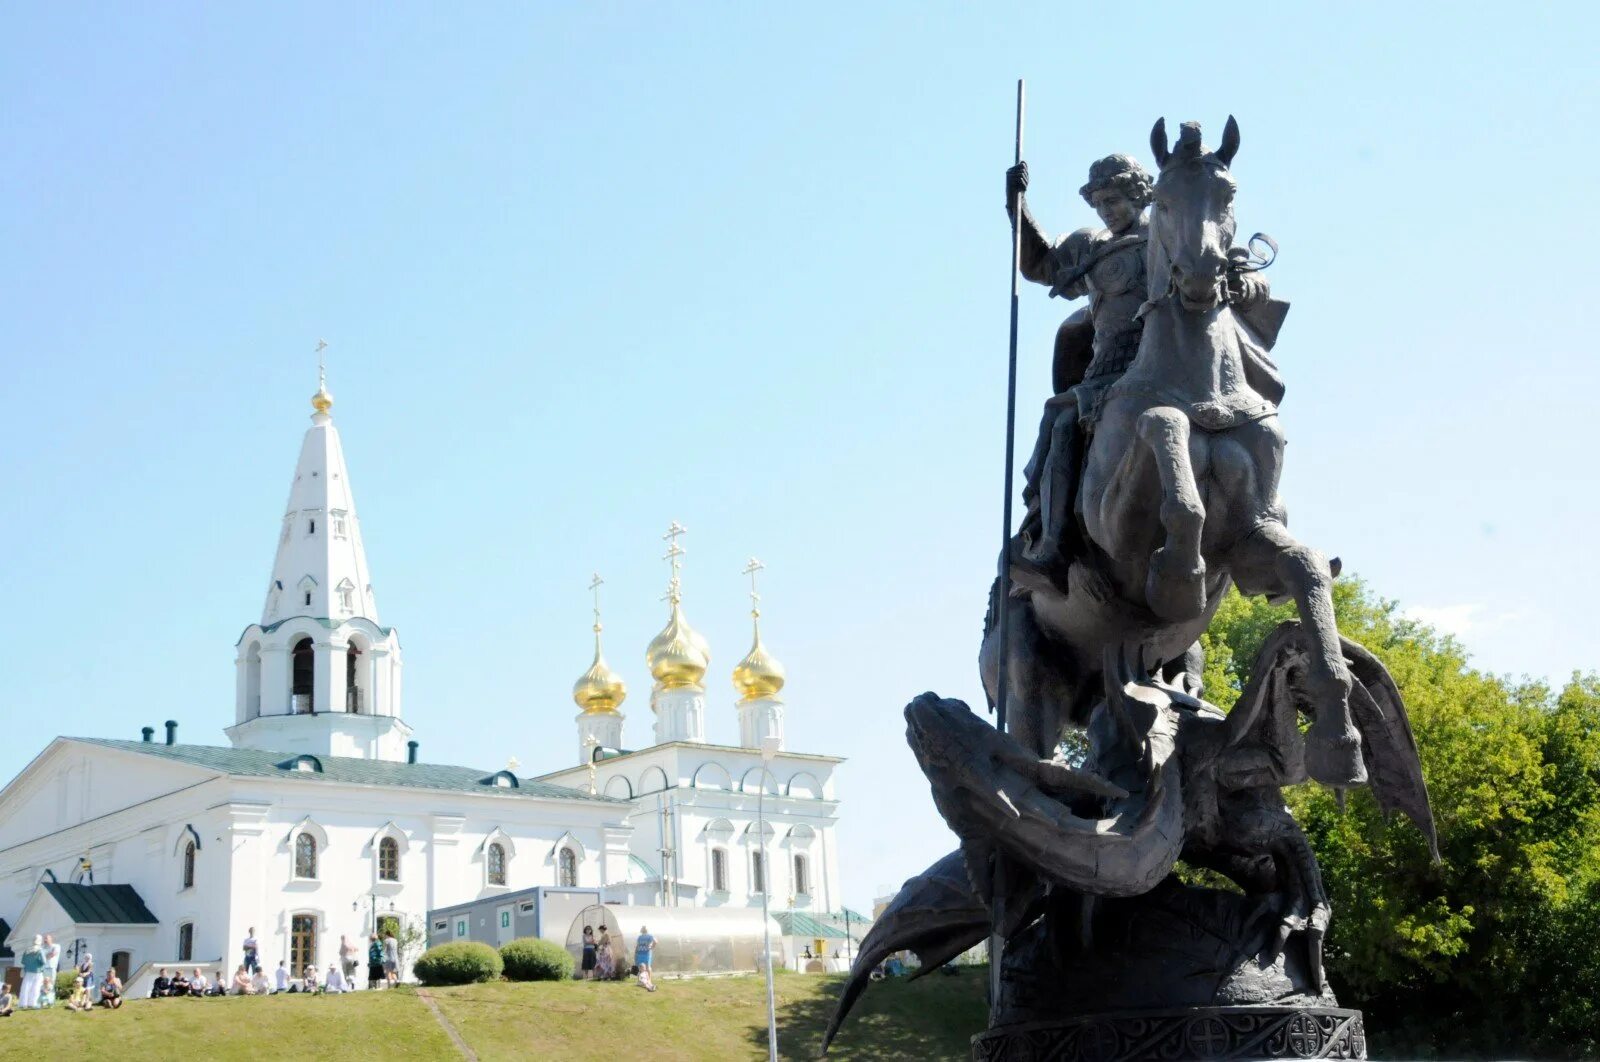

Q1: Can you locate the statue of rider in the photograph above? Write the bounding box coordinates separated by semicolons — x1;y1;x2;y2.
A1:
1005;153;1277;586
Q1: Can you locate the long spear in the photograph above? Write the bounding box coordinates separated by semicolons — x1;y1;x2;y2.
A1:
989;76;1025;1015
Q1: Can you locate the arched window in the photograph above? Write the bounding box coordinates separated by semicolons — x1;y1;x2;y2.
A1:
557;847;577;887
294;833;318;879
177;922;194;961
182;840;196;889
711;848;728;892
345;644;363;712
378;837;399;882
751;851;766;894
793;853;810;896
291;637;315;713
487;842;507;886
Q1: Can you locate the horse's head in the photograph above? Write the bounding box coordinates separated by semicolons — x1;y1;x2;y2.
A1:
1149;116;1240;312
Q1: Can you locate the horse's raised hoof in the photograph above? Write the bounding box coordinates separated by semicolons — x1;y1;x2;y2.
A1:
1146;548;1207;620
1305;731;1368;788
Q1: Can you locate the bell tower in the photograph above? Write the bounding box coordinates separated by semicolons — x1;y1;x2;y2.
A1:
227;350;410;761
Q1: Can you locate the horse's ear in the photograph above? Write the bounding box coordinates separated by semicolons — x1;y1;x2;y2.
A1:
1217;115;1240;166
1150;118;1170;168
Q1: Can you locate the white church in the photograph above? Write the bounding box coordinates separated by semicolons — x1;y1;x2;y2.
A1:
0;374;850;988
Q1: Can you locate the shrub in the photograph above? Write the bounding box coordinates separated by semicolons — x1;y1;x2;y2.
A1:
500;937;574;982
55;969;78;1001
412;941;503;986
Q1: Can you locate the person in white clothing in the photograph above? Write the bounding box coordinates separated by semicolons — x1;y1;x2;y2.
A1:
324;962;347;993
273;960;289;992
18;935;45;1009
39;934;60;1009
251;967;271;995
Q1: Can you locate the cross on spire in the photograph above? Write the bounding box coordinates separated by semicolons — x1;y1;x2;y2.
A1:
588;572;605;642
741;557;765;633
662;521;687;605
316;338;328;390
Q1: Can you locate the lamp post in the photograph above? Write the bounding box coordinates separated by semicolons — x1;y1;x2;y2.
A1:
757;735;781;1062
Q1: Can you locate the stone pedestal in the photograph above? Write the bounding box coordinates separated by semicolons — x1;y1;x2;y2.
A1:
972;1006;1366;1061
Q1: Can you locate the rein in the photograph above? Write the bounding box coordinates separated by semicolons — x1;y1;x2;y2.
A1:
1135;231;1278;320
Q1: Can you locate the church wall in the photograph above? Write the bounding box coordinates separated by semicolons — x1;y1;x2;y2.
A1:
215;780;628;976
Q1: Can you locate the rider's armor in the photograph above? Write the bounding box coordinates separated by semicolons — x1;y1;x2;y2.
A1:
1048;220;1150;424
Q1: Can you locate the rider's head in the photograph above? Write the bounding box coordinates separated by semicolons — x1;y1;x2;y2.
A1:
1080;154;1153;234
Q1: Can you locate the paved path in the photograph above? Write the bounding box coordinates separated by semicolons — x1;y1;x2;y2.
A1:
417;988;478;1061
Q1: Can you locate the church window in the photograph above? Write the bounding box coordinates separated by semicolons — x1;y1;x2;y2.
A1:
711;848;728;892
304;591;312;606
378;837;400;882
751;851;766;894
793;854;810;896
487;842;507;886
177;922;194;961
455;919;467;938
558;847;577;887
294;833;318;879
290;914;316;976
332;511;348;538
291;637;315;713
307;518;316;535
182;840;195;889
338;581;355;613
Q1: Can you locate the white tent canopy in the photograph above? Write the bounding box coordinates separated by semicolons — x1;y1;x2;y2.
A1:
565;903;782;977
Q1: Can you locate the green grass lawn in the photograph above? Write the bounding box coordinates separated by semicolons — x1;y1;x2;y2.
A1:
429;969;985;1060
0;987;457;1059
0;971;985;1061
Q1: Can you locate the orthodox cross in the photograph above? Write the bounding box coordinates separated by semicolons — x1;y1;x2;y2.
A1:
588;572;605;636
316;338;328;389
662;521;687;605
741;557;765;633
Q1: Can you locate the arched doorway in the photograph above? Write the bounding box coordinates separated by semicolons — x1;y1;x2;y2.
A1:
291;637;315;713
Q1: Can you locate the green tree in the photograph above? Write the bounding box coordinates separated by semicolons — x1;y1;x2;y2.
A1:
1198;581;1600;1058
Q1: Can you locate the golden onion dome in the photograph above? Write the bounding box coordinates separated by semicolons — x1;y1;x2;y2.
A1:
733;629;786;702
311;385;333;414
646;601;710;690
572;638;626;715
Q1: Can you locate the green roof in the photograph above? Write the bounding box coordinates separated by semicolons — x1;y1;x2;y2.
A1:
70;739;626;804
42;883;157;926
774;911;867;940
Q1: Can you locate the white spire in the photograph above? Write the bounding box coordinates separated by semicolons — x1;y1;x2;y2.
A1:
231;352;409;762
261;365;378;626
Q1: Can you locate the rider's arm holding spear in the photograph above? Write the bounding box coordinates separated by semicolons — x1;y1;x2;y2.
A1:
1004;160;1058;285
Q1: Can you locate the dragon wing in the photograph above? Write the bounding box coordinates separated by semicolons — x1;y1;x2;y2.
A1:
820;850;990;1054
1225;620;1437;858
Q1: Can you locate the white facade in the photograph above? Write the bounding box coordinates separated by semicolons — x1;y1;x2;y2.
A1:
0;737;630;989
539;741;843;917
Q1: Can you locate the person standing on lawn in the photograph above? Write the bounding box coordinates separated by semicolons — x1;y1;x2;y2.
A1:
367;934;384;990
580;925;597;980
339;934;359;989
39;934;60;1009
634;925;657;991
242;927;260;973
18;936;44;1009
382;928;399;987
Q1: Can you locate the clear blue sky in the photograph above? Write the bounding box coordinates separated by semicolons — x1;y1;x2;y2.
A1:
2;3;1596;910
